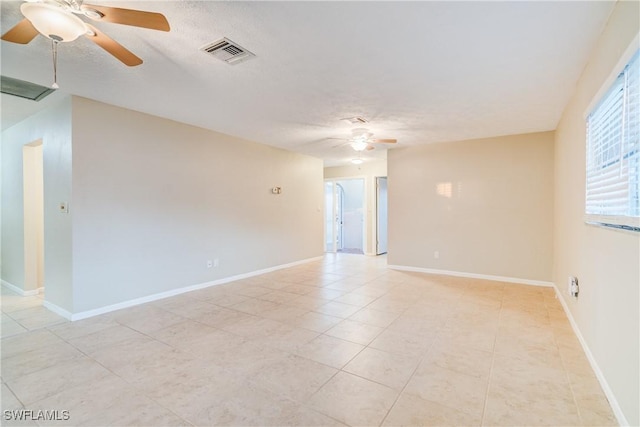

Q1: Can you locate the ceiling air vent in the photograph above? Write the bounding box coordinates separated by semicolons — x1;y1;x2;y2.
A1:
201;38;255;65
342;117;369;125
1;75;56;101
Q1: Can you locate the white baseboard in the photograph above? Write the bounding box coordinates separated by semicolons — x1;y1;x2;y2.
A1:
42;300;74;320
1;280;23;295
58;255;324;321
387;265;554;287
552;285;628;426
1;280;40;296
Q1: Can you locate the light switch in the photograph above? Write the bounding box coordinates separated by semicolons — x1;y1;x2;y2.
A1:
59;202;69;214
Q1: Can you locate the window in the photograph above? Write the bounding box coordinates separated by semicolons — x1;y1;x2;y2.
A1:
586;49;639;231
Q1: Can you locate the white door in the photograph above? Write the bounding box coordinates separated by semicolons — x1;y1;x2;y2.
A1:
336;179;363;253
324;178;364;254
376;177;388;255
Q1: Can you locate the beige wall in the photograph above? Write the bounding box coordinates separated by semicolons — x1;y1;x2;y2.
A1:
388;132;554;282
71;97;324;313
325;160;387;255
554;1;639;424
1;98;74;310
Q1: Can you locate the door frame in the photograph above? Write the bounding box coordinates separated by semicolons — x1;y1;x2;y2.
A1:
23;139;45;294
375;176;388;255
324;176;367;254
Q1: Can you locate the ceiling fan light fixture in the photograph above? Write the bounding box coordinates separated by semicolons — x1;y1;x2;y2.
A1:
351;158;364;165
21;2;88;42
351;141;368;152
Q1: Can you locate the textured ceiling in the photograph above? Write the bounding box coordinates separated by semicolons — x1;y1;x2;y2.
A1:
1;1;615;166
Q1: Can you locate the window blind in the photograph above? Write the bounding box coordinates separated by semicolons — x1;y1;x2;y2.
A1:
586;50;640;230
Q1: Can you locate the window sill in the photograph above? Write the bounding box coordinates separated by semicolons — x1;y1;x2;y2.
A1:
585;221;640;234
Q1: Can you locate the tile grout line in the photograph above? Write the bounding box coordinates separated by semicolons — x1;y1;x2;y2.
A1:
278;276;391;425
2;381;28;411
303;291;409;426
546;295;585;426
47;318;203;426
479;290;504;426
374;289;461;427
377;312;442;427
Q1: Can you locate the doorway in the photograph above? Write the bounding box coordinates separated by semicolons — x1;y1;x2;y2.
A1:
376;177;388;255
23;140;44;294
325;178;365;254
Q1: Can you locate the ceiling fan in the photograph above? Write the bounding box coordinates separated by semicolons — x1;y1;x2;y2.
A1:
1;0;170;67
331;128;398;152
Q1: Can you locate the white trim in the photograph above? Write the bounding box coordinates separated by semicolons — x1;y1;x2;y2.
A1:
1;280;39;296
584;33;640;118
552;285;629;426
42;300;73;320
2;280;23;295
387;265;554;287
584;214;640;229
323;174;369;182
52;256;323;321
585;221;640;234
375;176;388;256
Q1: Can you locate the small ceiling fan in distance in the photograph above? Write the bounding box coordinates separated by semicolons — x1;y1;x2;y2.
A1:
1;0;170;68
332;128;398;152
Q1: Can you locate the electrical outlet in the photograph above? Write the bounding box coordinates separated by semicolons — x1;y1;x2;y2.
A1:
214;258;219;268
207;260;213;268
568;276;579;298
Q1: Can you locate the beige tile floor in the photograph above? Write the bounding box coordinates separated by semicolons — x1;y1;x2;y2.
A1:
0;254;617;426
1;288;67;338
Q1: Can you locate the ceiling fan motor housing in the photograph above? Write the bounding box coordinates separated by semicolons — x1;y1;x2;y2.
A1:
55;0;82;11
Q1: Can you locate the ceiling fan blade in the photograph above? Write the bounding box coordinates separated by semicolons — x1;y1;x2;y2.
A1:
331;142;349;148
82;4;170;31
1;19;39;44
366;145;375;151
371;138;397;144
85;25;142;66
